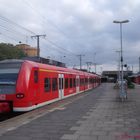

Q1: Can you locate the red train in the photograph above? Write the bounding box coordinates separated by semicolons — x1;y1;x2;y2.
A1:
0;59;101;113
129;74;140;84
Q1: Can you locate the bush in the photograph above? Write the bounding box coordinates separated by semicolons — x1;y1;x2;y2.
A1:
0;43;26;60
128;83;135;89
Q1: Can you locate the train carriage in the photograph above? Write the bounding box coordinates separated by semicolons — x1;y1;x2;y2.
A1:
0;59;101;113
129;74;140;85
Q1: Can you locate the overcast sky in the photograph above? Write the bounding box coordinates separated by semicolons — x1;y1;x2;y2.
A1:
0;0;140;74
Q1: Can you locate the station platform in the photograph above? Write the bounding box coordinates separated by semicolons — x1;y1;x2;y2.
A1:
0;83;140;140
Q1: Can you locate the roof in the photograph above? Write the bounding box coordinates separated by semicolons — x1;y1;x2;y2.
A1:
25;60;99;77
0;59;23;63
0;58;100;77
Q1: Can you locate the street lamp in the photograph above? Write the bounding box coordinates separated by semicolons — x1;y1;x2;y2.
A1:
113;20;129;100
116;50;121;81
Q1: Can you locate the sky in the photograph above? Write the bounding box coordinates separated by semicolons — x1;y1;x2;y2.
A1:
0;0;140;74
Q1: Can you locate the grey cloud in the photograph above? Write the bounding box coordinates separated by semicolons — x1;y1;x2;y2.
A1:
0;0;140;72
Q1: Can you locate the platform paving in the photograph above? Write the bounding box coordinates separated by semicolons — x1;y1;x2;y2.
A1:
1;83;140;140
61;84;140;140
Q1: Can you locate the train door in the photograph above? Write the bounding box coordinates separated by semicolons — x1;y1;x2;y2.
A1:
58;74;64;99
88;76;89;89
76;75;79;93
33;68;40;104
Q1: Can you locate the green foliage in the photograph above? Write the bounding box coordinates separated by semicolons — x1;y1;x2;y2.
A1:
128;83;135;89
125;76;135;89
0;43;26;60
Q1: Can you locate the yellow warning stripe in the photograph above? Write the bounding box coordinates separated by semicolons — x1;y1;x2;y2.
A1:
39;68;76;75
39;68;57;73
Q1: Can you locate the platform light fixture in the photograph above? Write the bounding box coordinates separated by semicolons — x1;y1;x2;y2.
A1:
113;20;129;100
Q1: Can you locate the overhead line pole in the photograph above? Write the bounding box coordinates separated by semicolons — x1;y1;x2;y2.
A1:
86;62;92;72
31;34;46;58
77;54;85;70
139;57;140;73
93;53;96;73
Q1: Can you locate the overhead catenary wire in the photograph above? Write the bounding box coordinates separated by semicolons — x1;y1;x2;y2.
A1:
0;11;78;58
0;32;19;43
22;0;69;37
45;38;77;56
0;15;35;35
0;24;27;42
22;0;85;49
0;15;36;43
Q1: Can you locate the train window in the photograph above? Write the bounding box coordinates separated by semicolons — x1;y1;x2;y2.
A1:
85;78;88;85
59;78;64;89
62;78;64;89
80;78;82;86
59;78;61;89
73;78;76;87
34;70;38;83
70;78;72;88
82;78;84;85
44;78;51;92
52;78;57;91
80;78;83;86
90;78;92;84
65;78;68;89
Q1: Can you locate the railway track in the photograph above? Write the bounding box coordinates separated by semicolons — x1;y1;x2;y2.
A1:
0;112;24;122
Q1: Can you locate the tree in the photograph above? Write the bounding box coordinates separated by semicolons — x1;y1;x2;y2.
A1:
0;43;27;60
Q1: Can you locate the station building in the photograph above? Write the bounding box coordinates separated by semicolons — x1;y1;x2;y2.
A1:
102;70;133;82
16;44;37;57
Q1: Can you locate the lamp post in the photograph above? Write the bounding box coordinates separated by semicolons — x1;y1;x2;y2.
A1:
113;20;129;99
139;57;140;73
116;50;121;81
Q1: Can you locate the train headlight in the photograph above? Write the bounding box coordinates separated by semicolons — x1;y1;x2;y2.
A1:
16;93;24;99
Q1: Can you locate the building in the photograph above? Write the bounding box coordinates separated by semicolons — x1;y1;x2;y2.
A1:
102;70;133;82
16;44;66;67
16;44;37;57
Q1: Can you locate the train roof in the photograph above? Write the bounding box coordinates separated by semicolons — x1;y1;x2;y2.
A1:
0;59;100;77
25;60;99;77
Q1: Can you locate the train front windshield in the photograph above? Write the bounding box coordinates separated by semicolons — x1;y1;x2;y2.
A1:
0;73;18;94
0;61;22;94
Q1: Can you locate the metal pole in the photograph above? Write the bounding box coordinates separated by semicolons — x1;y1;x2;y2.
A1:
31;34;46;58
118;52;121;81
116;50;121;81
120;23;124;98
139;57;140;73
86;62;92;72
86;62;89;72
37;36;40;57
80;55;82;69
94;53;96;73
113;20;129;100
95;63;96;73
77;55;85;69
